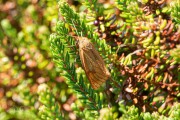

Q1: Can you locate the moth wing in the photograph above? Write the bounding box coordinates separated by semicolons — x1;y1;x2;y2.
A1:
79;43;110;89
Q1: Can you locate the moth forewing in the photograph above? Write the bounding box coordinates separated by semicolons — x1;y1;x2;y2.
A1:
78;37;110;89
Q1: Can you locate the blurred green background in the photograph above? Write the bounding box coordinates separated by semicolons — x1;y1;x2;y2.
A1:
0;0;76;119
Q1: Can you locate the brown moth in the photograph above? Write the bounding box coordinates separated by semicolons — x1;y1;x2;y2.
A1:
77;37;110;89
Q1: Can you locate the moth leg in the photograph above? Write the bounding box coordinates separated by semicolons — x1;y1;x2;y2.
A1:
74;54;80;63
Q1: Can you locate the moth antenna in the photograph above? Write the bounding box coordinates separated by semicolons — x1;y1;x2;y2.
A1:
71;20;80;37
80;31;83;37
67;34;76;38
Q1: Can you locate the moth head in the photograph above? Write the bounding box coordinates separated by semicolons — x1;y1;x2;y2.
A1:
77;37;92;49
70;31;90;49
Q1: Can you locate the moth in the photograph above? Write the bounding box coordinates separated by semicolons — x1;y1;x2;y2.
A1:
77;37;110;89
